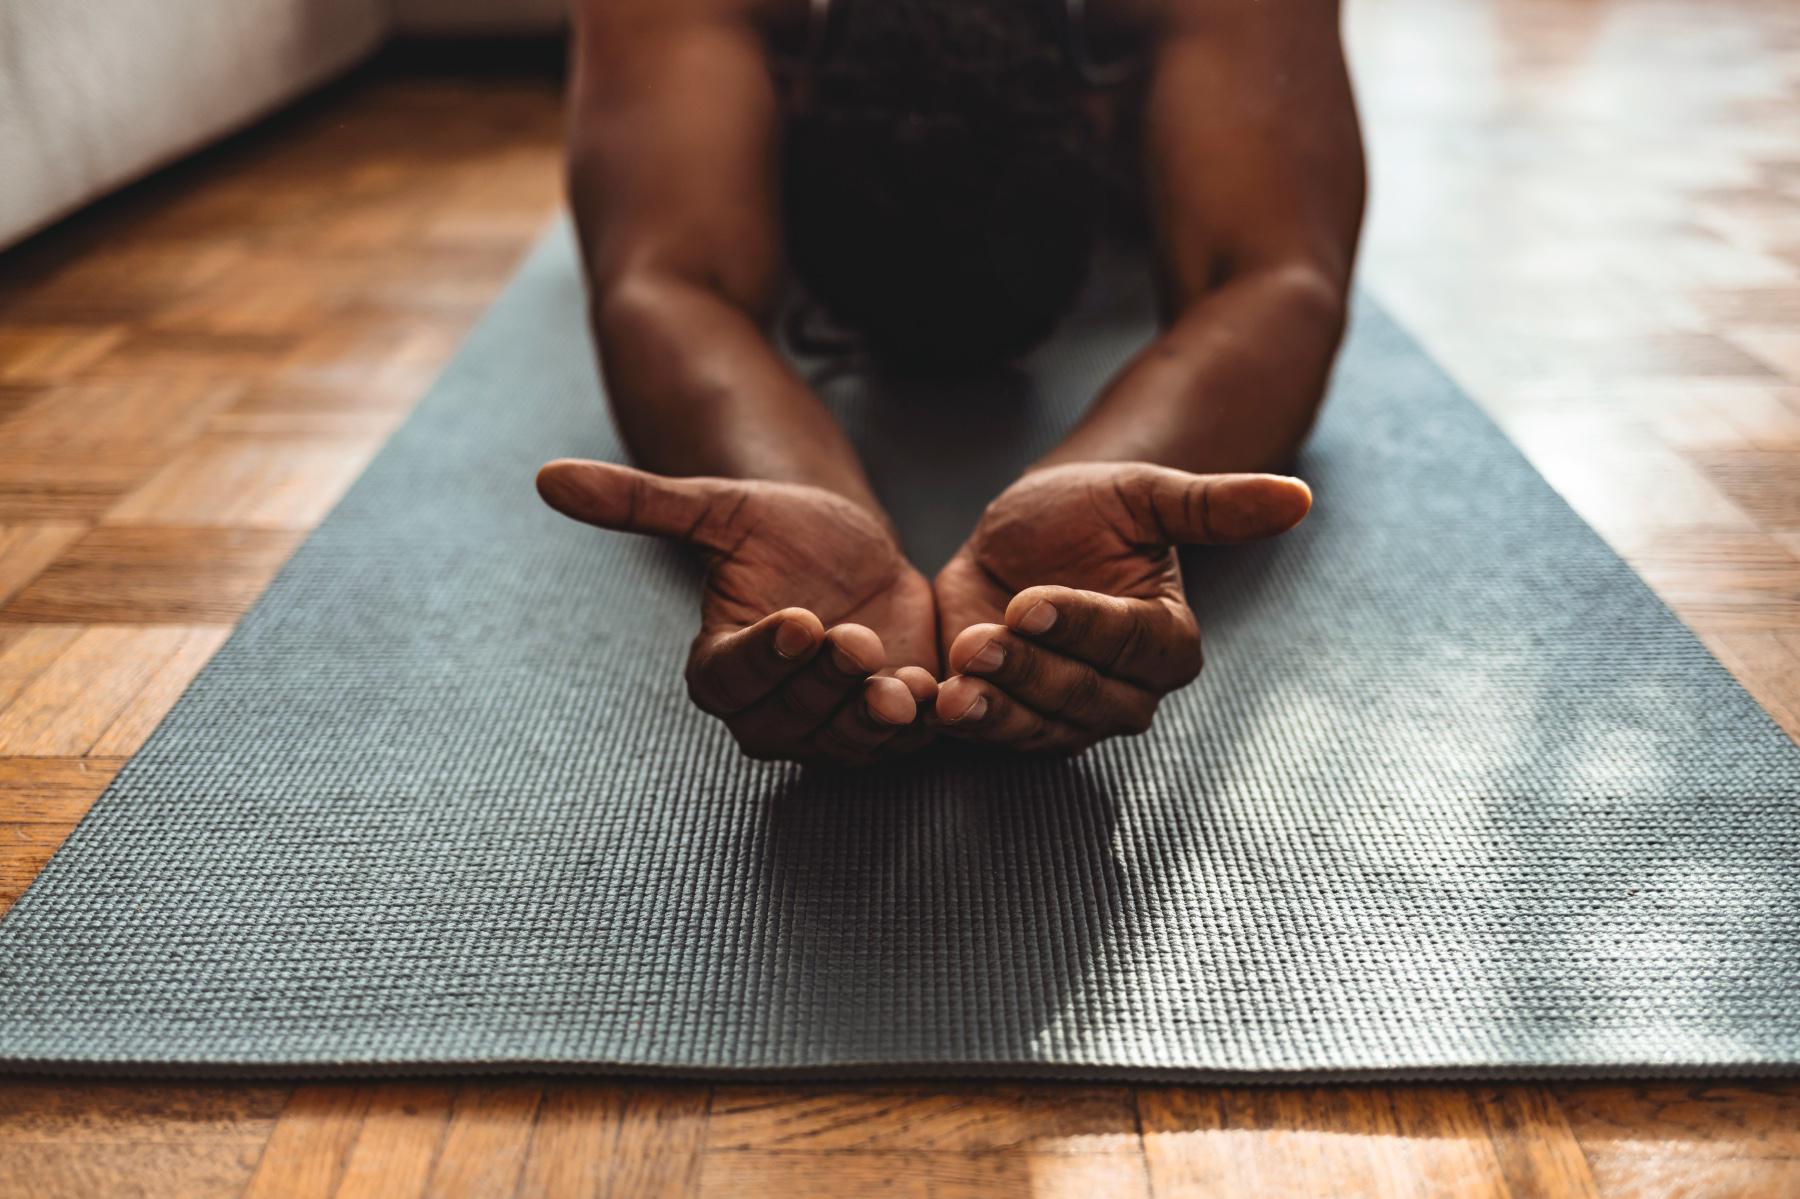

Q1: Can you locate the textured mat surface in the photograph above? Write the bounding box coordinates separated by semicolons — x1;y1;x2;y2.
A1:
2;224;1797;1080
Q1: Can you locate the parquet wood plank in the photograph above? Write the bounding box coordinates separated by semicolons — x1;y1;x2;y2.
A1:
704;1091;1150;1199
0;626;196;755
0;459;164;522
0;625;85;711
0;523;85;605
241;1086;375;1199
1637;386;1800;452
1552;1083;1800;1199
421;1082;544;1198
1630;530;1800;633
706;1085;1141;1153
0;528;305;623
0;1080;283;1199
1703;629;1800;739
0;378;242;459
1476;411;1761;558
0;326;129;384
517;1084;710;1199
89;626;231;756
697;1147;1151;1199
331;1083;457;1199
0;756;123;823
0;243;246;324
101;433;383;529
1138;1086;1517;1199
1470;1086;1603;1199
1688;448;1800;529
78;330;300;382
0;1080;287;1141
0;1141;270;1199
0;757;121;912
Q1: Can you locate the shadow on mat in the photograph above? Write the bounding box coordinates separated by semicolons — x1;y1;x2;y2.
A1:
749;751;1127;1062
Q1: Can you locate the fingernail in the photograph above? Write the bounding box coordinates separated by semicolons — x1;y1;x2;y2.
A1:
951;694;988;723
966;640;1005;674
832;642;874;675
775;619;815;659
868;678;913;725
1018;601;1058;634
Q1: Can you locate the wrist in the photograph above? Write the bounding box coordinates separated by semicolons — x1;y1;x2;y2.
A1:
729;450;890;527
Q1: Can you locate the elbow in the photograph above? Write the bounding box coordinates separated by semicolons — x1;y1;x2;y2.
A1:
1257;261;1351;347
589;271;688;361
587;268;770;386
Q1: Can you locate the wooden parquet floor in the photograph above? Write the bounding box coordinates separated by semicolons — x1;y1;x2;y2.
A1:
2;2;1798;1194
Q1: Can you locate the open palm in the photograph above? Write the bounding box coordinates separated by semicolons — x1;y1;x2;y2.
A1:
933;462;1313;752
538;460;938;764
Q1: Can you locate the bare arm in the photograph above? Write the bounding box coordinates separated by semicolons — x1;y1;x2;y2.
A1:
551;0;940;764
565;0;883;513
1041;0;1366;474
931;1;1357;748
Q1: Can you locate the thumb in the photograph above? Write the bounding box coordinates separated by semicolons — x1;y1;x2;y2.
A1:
1132;466;1313;546
536;459;742;550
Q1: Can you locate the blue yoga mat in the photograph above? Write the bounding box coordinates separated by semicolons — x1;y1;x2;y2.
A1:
1;224;1795;1079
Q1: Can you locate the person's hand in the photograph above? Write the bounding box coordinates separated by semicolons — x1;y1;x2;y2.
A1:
538;460;939;765
932;462;1312;753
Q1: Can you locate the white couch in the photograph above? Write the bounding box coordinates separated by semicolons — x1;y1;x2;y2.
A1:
0;0;566;250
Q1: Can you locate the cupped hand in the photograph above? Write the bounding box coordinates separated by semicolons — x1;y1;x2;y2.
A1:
537;460;939;765
932;462;1312;753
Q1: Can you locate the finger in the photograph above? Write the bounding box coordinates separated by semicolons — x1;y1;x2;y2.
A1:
878;669;940;759
536;459;746;551
1113;464;1313;547
686;607;824;716
894;665;939;709
810;676;918;762
1001;587;1202;693
934;676;1089;754
727;623;884;746
948;623;1157;732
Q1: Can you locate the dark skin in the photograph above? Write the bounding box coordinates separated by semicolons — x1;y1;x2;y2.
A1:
541;0;1365;763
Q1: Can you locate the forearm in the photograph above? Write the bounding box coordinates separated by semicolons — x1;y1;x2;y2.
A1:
563;4;884;518
586;273;884;516
1038;265;1347;475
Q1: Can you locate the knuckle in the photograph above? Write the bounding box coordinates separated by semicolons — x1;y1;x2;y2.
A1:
1003;638;1043;689
1055;666;1104;721
685;670;726;716
1028;728;1086;757
1170;631;1204;685
773;680;823;725
1121;704;1156;736
688;655;757;716
1145;604;1202;686
1106;608;1152;672
1012;706;1052;746
1056;593;1098;641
